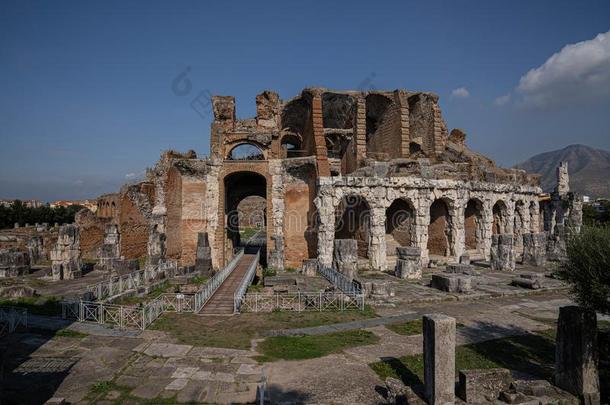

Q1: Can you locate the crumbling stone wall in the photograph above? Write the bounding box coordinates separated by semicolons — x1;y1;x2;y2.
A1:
119;183;154;259
75;208;110;259
50;224;81;280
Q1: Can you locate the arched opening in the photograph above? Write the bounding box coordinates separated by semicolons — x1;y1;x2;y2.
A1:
227;143;265;161
335;195;370;260
464;199;484;252
514;200;526;254
365;94;392;141
224;172;267;264
386;198;416;268
428;199;453;257
280;134;302;158
492;200;508;234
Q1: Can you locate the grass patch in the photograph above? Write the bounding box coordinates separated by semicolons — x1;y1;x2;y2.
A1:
0;296;61;316
370;330;557;387
112;282;176;306
85;380;177;405
55;329;89;339
386;319;465;336
150;306;378;350
189;275;208;285
256;330;379;361
240;226;258;240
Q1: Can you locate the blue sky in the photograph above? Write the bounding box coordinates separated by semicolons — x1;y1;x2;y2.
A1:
1;0;609;201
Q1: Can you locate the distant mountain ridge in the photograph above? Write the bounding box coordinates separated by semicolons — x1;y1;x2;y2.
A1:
515;144;610;198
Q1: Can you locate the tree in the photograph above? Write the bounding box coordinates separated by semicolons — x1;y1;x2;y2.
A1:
556;225;610;314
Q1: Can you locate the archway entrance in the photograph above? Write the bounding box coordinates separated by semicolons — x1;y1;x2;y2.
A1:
492;200;508;234
335;195;371;260
464;199;484;253
224;171;267;264
385;199;416;267
428;199;453;257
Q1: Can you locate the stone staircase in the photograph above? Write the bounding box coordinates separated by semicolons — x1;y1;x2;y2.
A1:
199;253;257;315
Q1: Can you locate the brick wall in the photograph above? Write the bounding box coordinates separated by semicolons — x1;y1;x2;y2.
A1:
75;208;110;259
165;167;182;260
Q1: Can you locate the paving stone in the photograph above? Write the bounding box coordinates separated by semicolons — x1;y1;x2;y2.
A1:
171;367;199;379
130;379;170;399
165;378;189;391
212;372;235;383
115;375;142;388
237;363;262;375
176;380;207;403
144;343;192;358
192;370;212;380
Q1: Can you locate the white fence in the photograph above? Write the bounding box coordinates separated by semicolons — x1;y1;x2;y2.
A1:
63;250;245;330
194;249;244;312
318;266;362;294
233;250;260;313
0;306;28;336
238;291;365;313
86;259;178;301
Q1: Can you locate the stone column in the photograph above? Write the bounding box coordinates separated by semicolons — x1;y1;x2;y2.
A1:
369;205;386;271
522;233;547;267
424;314;456;405
269;159;285;271
490;234;515;271
555;306;600;404
195;232;213;276
481;199;494;261
333;239;357;281
50;224;82;280
395;246;421;279
452;200;466;261
315;184;335;268
416;193;432;266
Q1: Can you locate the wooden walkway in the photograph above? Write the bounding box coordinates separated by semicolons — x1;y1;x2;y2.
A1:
199;253;257;315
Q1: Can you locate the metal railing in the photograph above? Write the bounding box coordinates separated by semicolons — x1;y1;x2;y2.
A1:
0;306;28;336
61;292;196;331
86;259;178;302
194;248;244;312
238;291;364;313
233;250;260;313
318;266;362;294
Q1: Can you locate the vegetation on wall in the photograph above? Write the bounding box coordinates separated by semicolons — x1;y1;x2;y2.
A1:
0;200;84;230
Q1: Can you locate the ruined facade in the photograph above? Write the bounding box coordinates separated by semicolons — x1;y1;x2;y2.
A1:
76;88;581;274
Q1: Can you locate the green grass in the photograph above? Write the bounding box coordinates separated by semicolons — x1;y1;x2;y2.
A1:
85;380;178;405
370;330;557;387
239;226;258;240
150;306;378;350
256;330;379;362
0;296;61;316
189;275;208;285
386;319;465;336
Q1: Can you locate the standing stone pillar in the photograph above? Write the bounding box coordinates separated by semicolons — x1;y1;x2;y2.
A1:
522;233;547;267
424;314;456;405
481;199;494;261
315;187;335;268
50;225;82;280
395;246;422;279
490;234;515;271
97;224;121;272
195;232;213;276
369;206;386;271
145;220;166;280
416;195;432;267
555;306;600;404
452;200;466;262
333;239;358;281
27;236;43;265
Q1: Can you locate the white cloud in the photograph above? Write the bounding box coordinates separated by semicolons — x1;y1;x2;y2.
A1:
125;171;145;181
517;30;610;108
451;87;470;98
494;93;511;106
125;173;137;179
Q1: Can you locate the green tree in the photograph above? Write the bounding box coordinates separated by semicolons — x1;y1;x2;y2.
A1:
556;225;610;314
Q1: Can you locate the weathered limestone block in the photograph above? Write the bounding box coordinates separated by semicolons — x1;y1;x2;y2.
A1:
27;236;43;265
385;377;426;405
458;368;512;403
268;235;285;272
97;224;121;272
555;306;600;404
145;221;166;272
333;239;358;281
302;259;318;277
0;250;31;278
490;234;515;271
195;232;212;276
424;314;456;405
511;277;542;289
445;263;476;275
395;246;422;280
547;224;567;262
522;233;547;267
0;285;36;298
459;254;470;265
431;274;473;293
50;225;82;280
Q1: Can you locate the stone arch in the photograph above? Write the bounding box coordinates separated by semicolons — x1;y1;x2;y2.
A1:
335;194;371;259
464;198;484;252
223;171;268;263
385;198;416;267
428;198;454;257
279;133;302;158
226;142;265;160
492;199;509;234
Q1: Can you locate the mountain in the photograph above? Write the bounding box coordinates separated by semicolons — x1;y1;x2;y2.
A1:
515;144;610;198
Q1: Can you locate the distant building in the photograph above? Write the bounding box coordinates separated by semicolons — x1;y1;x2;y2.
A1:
582;195;590;203
0;199;45;208
50;199;98;213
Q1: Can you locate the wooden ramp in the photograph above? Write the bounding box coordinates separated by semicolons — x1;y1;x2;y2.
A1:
199;253;257;315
